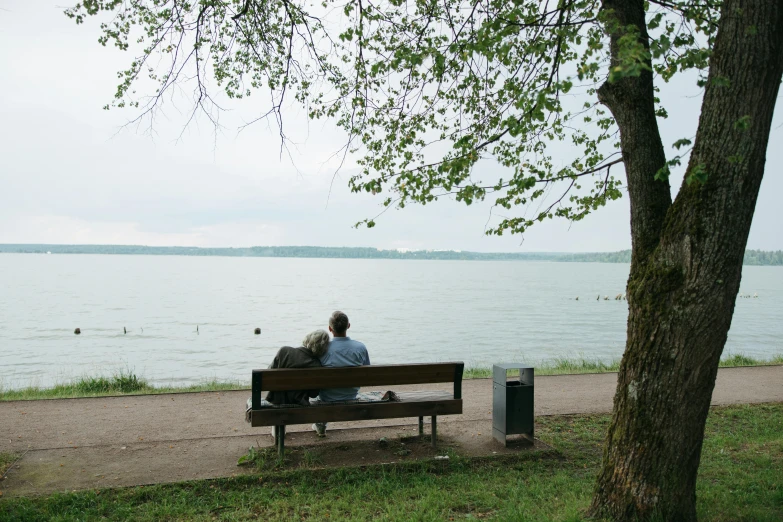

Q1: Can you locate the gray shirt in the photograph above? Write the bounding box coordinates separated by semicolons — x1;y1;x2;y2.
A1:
317;336;370;402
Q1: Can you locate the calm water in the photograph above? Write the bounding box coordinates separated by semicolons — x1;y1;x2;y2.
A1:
0;254;780;388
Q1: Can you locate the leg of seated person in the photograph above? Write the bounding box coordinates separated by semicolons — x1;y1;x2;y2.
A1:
308;398;328;436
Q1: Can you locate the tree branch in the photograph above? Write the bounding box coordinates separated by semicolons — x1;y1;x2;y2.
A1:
598;0;672;267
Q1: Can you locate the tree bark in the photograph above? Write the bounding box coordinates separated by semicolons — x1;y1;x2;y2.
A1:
597;0;672;268
590;1;783;521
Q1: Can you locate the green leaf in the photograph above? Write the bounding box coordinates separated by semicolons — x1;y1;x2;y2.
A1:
686;163;708;185
65;0;722;237
654;165;670;182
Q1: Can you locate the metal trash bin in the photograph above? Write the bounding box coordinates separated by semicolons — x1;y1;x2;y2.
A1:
492;363;534;446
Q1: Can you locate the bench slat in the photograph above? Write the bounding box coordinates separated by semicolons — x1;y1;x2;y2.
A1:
253;362;463;391
251;398;462;426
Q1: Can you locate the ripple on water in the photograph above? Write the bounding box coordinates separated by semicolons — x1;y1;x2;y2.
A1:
1;255;781;389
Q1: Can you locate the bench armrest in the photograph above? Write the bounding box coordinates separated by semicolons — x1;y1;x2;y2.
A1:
252;371;263;410
454;362;464;399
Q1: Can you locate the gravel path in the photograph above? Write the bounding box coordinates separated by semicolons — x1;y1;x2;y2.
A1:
1;366;780;496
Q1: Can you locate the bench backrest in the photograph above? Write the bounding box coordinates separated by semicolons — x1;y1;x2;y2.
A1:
251;362;464;409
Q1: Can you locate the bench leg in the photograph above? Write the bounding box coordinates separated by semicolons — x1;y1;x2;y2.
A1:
431;416;437;447
276;425;286;458
419;416;424;437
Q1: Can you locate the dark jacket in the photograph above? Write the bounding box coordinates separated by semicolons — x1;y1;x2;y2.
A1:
265;346;322;406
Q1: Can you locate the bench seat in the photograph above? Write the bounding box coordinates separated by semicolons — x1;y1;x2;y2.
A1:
250;391;460;426
246;362;464;456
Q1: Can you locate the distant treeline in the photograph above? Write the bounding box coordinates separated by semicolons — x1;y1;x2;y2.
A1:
541;249;782;265
0;245;781;265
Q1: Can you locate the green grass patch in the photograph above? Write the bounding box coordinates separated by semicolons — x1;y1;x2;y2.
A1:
719;352;783;367
543;357;621;374
463;358;620;379
463;367;493;379
2;353;780;402
720;353;760;367
466;352;780;379
1;451;21;479
1;404;780;521
72;369;146;394
237;445;283;471
0;373;244;401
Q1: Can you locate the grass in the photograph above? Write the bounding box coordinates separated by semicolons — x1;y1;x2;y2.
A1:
720;353;783;367
0;371;243;401
1;403;780;521
1;451;21;480
464;352;782;379
301;448;324;468
2;354;780;402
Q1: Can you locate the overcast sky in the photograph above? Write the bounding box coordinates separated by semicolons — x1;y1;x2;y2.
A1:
1;1;781;252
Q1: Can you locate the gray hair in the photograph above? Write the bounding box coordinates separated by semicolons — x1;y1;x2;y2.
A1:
302;329;330;358
329;310;349;336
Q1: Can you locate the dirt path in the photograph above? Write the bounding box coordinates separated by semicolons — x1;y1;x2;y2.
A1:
1;366;781;496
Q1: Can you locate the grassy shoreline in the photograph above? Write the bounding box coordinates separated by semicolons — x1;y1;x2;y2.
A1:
1;404;781;520
2;354;781;402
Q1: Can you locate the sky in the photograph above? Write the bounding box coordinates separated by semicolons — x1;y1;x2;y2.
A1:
0;1;781;253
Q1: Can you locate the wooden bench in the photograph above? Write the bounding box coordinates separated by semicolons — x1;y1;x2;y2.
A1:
248;362;464;456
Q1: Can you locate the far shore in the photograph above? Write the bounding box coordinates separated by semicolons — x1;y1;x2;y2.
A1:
1;244;782;265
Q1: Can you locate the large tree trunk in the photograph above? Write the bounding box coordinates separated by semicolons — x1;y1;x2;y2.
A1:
589;1;783;521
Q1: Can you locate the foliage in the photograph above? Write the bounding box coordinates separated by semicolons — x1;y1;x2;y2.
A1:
2;404;781;521
64;0;723;235
744;249;783;266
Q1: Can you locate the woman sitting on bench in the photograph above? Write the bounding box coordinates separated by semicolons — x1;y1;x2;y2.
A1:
265;329;330;406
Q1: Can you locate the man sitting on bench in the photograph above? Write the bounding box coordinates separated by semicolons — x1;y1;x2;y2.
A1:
312;310;370;436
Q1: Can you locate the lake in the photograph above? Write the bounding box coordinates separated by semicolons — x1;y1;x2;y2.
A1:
0;254;780;388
